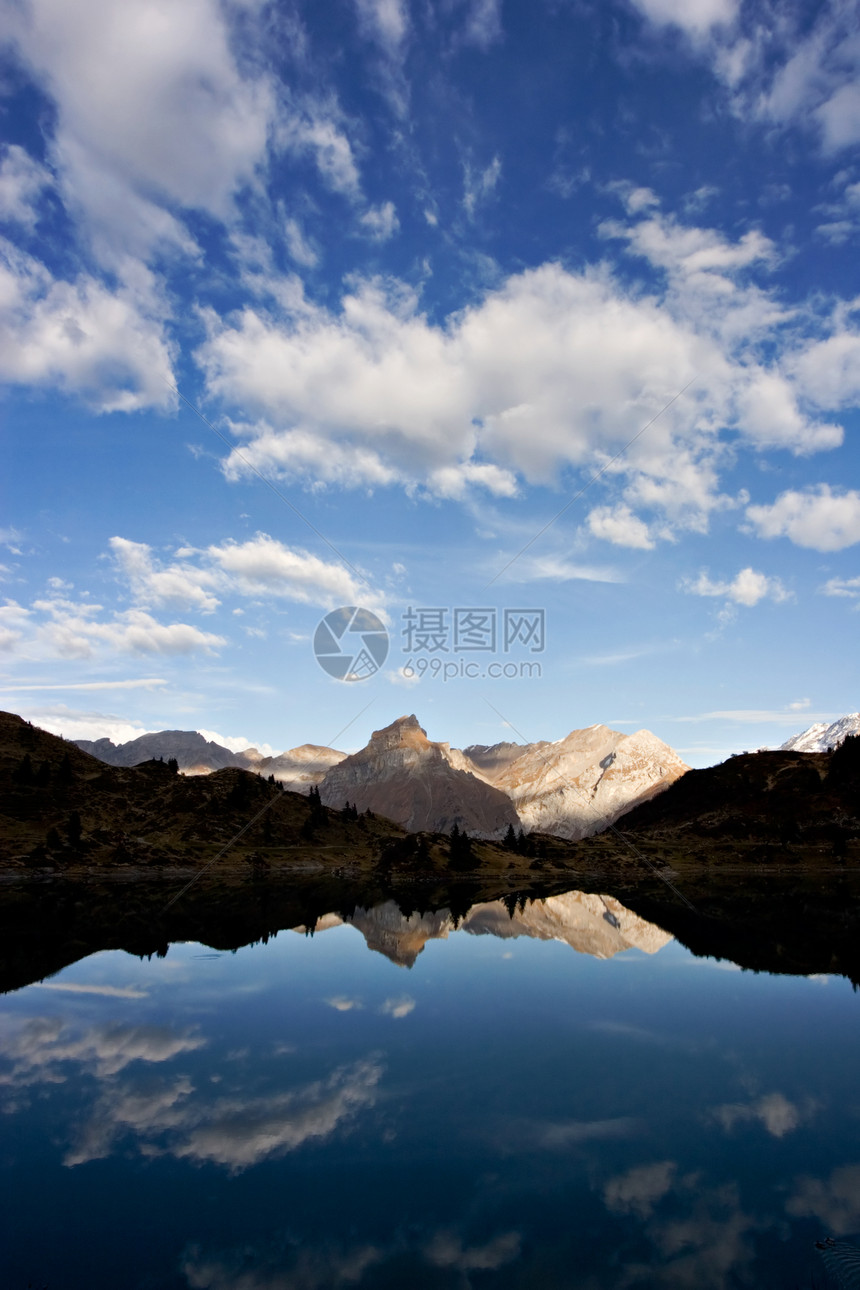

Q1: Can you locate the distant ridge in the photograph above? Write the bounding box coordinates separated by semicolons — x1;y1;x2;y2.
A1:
73;713;690;840
781;713;860;753
74;730;346;791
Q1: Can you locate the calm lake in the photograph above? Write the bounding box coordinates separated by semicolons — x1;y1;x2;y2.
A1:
2;886;859;1289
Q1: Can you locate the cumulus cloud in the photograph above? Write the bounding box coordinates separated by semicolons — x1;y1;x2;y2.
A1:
588;503;656;550
2;0;277;260
195;199;854;530
0;238;175;412
11;703;158;745
110;534;380;614
787;1164;860;1235
681;566;791;607
110;538;221;613
713;1092;812;1138
746;486;860;551
0;594;225;660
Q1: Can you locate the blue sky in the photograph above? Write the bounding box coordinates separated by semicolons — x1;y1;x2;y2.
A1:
1;0;859;766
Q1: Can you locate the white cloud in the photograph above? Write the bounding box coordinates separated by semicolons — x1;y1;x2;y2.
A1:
1;593;225;660
789;326;860;411
0;1016;204;1084
464;154;502;217
173;1058;383;1171
359;200;400;241
696;1;860;158
425;1230;520;1272
457;0;503;50
34;982;148;998
110;533;380;614
0;145;53;228
196;207;854;528
629;0;739;38
604;1161;676;1218
326;996;363;1011
283;217;319;268
713;1092;811;1138
820;574;860;601
206;534;379;610
746;486;860;551
787;1164;860;1235
588;503;656;550
12;703;157;745
0;238;175;412
495;554;624;584
354;0;408;54
196;728;275;757
183;1240;383;1290
2;0;276;261
279;111;362;199
110;537;221;613
682;566;791;607
379;995;414;1018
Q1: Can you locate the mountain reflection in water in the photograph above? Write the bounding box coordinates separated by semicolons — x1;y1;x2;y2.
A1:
293;891;673;968
2;876;860;1290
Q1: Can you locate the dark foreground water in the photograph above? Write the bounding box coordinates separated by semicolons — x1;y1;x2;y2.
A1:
2;887;859;1289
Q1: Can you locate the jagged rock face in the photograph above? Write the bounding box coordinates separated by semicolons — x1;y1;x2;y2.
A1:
781;714;860;753
296;892;671;967
318;714;520;838
463;724;689;841
74;731;346;788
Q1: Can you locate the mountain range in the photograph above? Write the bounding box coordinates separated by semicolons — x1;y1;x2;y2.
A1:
75;713;689;841
292;891;672;968
780;713;860;753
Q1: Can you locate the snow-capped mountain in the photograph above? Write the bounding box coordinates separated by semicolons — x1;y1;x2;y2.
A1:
781;714;860;753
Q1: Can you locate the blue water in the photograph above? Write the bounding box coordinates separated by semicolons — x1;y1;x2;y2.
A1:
1;893;859;1289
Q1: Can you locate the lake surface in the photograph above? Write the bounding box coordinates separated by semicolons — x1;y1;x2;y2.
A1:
2;886;859;1289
